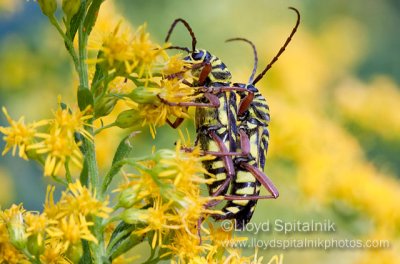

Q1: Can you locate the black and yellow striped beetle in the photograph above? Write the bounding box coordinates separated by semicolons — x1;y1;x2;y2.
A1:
159;18;248;202
214;7;300;228
159;8;300;230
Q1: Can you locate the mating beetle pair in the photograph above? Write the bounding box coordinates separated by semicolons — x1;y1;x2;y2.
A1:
159;7;300;229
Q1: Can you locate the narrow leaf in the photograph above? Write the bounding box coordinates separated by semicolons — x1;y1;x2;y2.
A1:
77;86;94;111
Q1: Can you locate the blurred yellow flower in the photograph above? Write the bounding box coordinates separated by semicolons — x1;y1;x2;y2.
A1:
0;0;22;16
335;76;400;140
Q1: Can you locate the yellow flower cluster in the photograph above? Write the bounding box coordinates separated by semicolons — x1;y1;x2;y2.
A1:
0;101;92;177
87;18;197;138
0;182;111;263
116;142;216;246
81;1;200;138
114;141;264;262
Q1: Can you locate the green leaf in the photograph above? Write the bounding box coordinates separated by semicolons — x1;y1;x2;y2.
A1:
80;158;89;186
91;51;106;97
84;0;104;37
106;222;144;261
67;2;86;41
112;134;135;166
102;133;137;194
77;86;94;111
79;240;92;264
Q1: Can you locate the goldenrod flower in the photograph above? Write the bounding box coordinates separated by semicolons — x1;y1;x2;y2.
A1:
0;242;29;264
29;127;83;176
159;141;214;189
25;212;48;248
223;248;263;264
108;76;136;95
117;171;159;207
0;204;25;223
130;24;168;78
267;254;283;264
0;107;47;160
60;181;112;219
130;100;190;139
46;214;97;248
158;78;197;105
43;185;61;220
39;239;70;264
90;22;167;78
132;197;181;248
97;22;134;73
160;54;190;76
52;100;93;141
166;229;211;263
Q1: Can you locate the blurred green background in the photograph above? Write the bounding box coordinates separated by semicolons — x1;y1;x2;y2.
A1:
1;0;400;263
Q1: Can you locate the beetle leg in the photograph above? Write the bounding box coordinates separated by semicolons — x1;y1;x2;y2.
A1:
198;62;212;85
181;131;249;157
157;93;220;108
207;130;235;197
223;194;277;200
222;162;279;200
238;129;250;155
195;130;250;156
166;117;185;129
238;91;255;116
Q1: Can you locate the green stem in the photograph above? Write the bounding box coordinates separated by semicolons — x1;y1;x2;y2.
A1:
51;175;68;186
94;122;116;135
65;159;73;184
75;1;105;262
49;15;79;71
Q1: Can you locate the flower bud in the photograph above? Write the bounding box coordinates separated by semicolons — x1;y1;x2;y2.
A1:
126;87;158;104
62;0;81;23
153;149;175;162
117;186;140;208
66;243;83;263
94;96;117;119
120;208;148;224
37;0;57;17
7;213;27;250
114;109;140;129
27;234;45;256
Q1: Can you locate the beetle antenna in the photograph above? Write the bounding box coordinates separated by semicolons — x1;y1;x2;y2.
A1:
166;46;191;53
226;37;258;84
253;7;300;85
165;18;197;52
